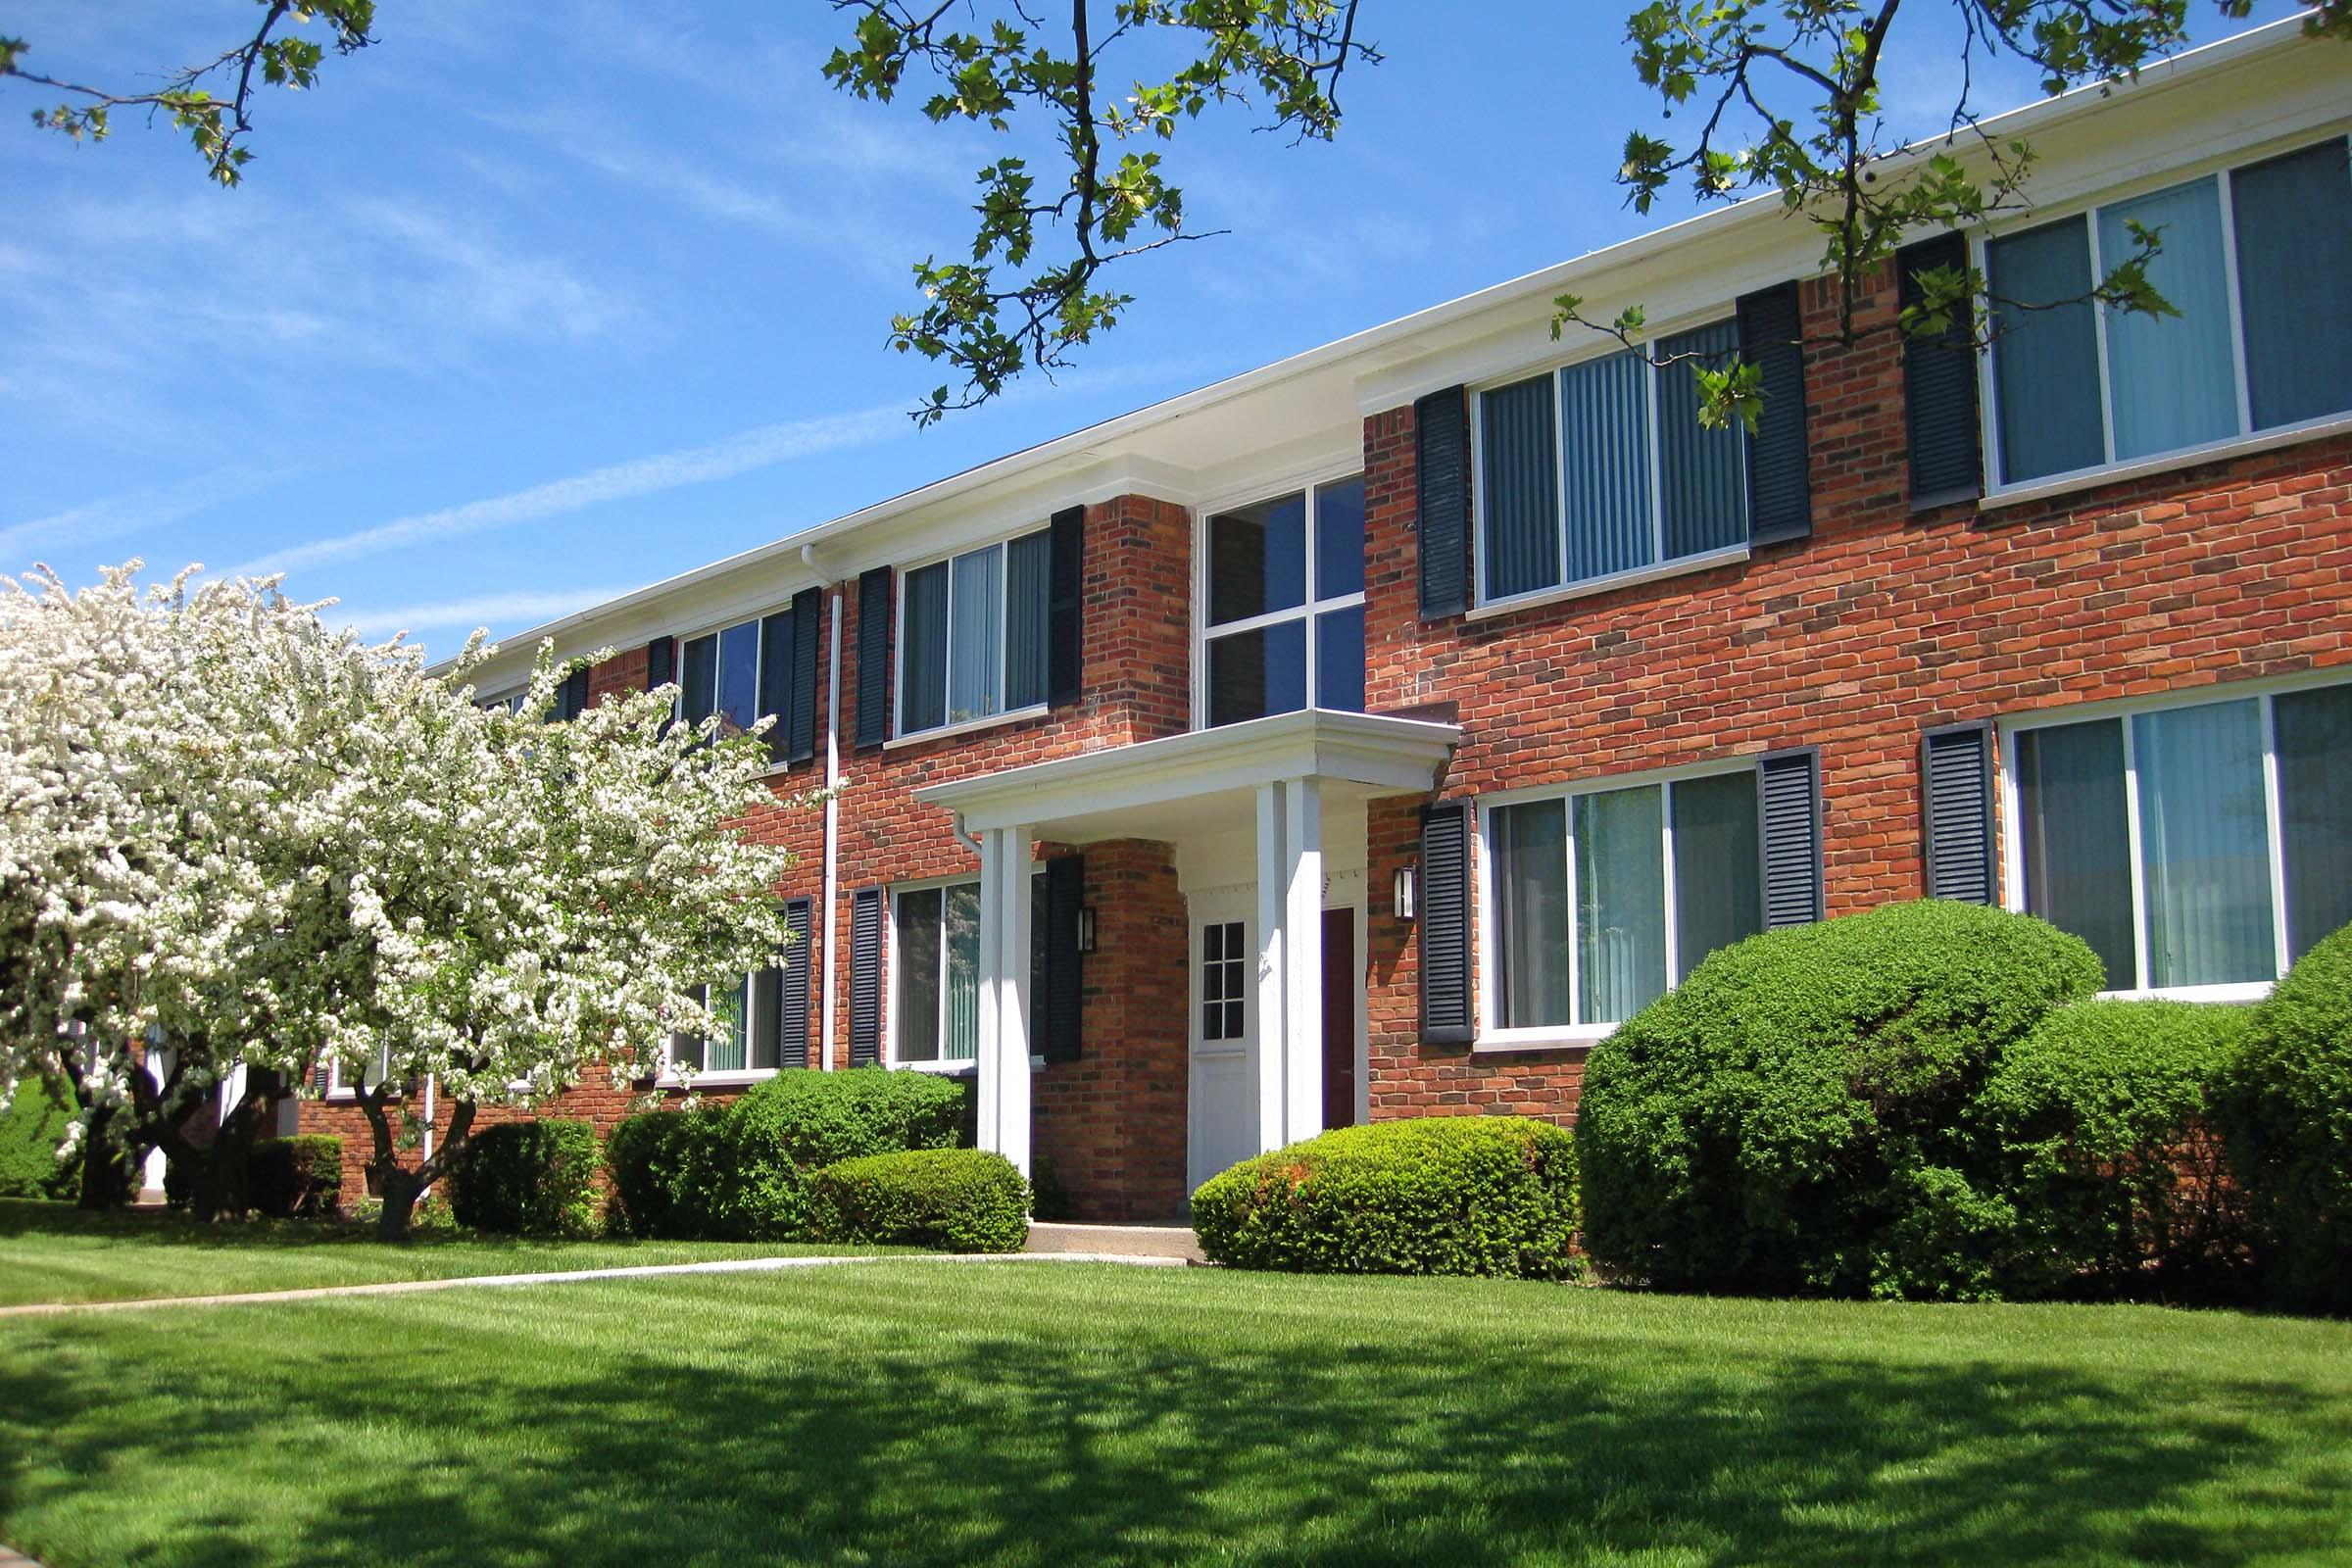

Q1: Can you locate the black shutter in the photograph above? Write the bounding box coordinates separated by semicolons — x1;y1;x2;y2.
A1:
789;587;821;764
310;1057;331;1098
556;666;591;722
1922;722;1996;905
1420;802;1473;1046
1898;231;1984;508
856;567;893;750
849;887;884;1066
759;608;795;766
1758;748;1825;928
780;897;813;1068
644;635;675;695
1041;855;1084;1062
1415;385;1471;619
1048;505;1085;709
1736;282;1812;546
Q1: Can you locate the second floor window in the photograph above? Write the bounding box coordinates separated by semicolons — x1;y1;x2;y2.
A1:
1200;476;1367;727
681;619;760;739
1985;136;2352;489
1477;322;1749;606
900;532;1052;736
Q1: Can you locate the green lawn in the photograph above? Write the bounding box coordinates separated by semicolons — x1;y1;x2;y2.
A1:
1;1253;2347;1567
0;1199;892;1306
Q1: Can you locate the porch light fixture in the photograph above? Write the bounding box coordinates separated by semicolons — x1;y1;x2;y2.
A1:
1076;906;1099;954
1394;864;1417;921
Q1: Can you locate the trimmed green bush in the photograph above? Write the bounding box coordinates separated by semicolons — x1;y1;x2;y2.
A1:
1578;899;2102;1300
1191;1117;1580;1277
603;1109;700;1238
0;1075;75;1200
729;1068;965;1168
250;1136;344;1219
2216;921;2352;1313
603;1105;809;1241
808;1148;1029;1252
1977;1000;2251;1299
450;1120;601;1238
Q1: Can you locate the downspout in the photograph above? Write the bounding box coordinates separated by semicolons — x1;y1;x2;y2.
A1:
806;544;843;1072
420;1073;436;1197
950;811;982;858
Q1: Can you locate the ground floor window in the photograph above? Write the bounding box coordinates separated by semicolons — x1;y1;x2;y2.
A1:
2009;677;2352;994
1484;767;1762;1034
670;975;782;1075
893;876;1048;1064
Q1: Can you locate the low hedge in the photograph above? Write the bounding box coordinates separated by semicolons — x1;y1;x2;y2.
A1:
1;1076;78;1200
603;1109;699;1239
2216;921;2352;1313
808;1148;1029;1252
450;1120;601;1238
1977;1000;2252;1299
1191;1117;1580;1277
1577;899;2102;1300
730;1068;966;1168
250;1136;344;1219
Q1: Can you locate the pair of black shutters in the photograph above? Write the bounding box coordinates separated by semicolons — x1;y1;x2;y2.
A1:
853;505;1087;749
1415;280;1816;620
641;586;822;768
1417;751;1826;1046
846;858;1087;1066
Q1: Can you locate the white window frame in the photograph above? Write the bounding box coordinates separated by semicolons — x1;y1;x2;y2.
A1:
892;525;1053;744
479;687;527;715
1468;311;1752;614
1192;472;1370;730
1997;668;2352;1004
324;1044;397;1100
1474;756;1764;1052
658;970;783;1087
884;870;1048;1073
1976;130;2352;503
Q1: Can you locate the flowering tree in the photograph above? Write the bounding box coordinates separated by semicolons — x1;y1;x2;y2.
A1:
0;564;798;1238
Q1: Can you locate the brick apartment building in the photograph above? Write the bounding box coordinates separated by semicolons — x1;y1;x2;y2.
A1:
295;20;2352;1222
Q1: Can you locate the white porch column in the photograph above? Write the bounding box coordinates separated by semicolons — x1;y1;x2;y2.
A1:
975;826;1035;1178
1254;782;1289;1153
1282;779;1326;1147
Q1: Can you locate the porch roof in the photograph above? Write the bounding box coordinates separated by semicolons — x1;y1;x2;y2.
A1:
912;709;1461;843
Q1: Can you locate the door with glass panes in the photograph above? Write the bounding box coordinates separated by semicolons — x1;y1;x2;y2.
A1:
1188;906;1259;1193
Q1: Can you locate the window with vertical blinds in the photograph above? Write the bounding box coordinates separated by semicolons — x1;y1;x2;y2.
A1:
898;530;1052;737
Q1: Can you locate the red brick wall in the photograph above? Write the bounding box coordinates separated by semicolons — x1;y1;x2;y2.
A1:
1360;257;2352;1128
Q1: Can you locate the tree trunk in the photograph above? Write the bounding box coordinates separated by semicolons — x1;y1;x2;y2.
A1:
374;1163;421;1242
75;1103;134;1210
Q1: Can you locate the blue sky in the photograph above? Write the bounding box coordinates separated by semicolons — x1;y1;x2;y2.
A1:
1;1;2307;658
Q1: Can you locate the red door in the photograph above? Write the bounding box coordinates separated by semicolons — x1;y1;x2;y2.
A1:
1321;907;1358;1131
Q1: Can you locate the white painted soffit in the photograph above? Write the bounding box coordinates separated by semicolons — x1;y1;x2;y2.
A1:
913;709;1462;840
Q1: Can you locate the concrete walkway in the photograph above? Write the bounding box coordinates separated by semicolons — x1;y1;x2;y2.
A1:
0;1248;1185;1319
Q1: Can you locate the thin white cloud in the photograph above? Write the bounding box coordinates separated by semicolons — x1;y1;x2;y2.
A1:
337;584;646;640
0;466;293;564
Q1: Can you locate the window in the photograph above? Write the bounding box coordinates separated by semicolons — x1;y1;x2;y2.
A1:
1984;136;2352;489
326;1044;396;1099
1200;476;1366;726
480;688;526;715
2008;679;2352;995
892;875;1049;1065
680;619;762;741
1476;321;1748;605
1201;921;1246;1041
667;973;788;1076
1485;768;1762;1034
899;532;1052;736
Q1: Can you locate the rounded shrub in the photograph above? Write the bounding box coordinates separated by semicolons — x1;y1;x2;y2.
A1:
603;1104;808;1242
0;1074;76;1200
604;1109;700;1238
1578;899;2102;1299
1191;1117;1580;1277
729;1067;966;1168
450;1120;602;1238
250;1135;345;1219
1977;1000;2251;1299
2215;921;2352;1313
808;1148;1029;1252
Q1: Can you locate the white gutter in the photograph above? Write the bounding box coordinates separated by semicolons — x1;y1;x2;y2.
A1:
807;544;843;1072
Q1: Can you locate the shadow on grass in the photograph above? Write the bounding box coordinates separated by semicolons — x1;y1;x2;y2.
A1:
3;1285;2347;1567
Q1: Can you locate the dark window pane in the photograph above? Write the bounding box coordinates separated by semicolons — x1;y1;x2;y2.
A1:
1480;376;1560;599
682;634;716;727
1988;217;2107;484
2233;139;2352;431
716;620;759;739
1314;606;1365;711
2017;719;2136;988
1207;493;1305;625
2276;683;2352;960
901;562;950;734
1313;477;1367;600
894;888;943;1062
1493;800;1570;1029
1656;320;1749;560
1205;620;1307;727
1559;351;1656;584
1670;770;1762;981
1006;531;1052;710
671;983;708;1074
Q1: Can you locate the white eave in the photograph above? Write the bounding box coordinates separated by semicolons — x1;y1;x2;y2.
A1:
912;709;1462;842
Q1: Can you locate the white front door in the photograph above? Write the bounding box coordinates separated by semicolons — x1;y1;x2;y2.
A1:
1188;912;1259;1194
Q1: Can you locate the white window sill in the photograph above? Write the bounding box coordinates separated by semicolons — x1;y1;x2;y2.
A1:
892;1057;1046;1074
1980;413;2352;514
1472;1028;1608;1055
1467;544;1749;623
2093;981;2276;1005
884;704;1050;751
658;1070;781;1090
